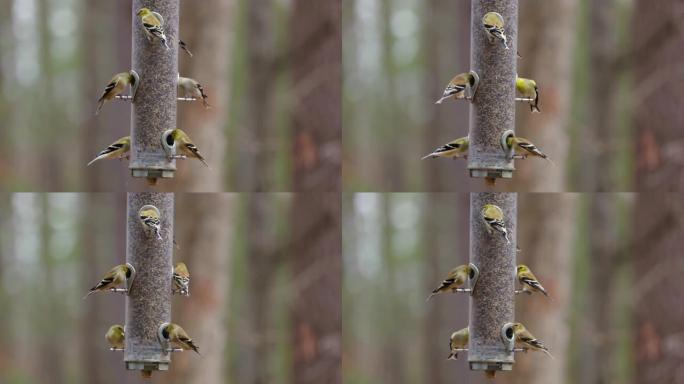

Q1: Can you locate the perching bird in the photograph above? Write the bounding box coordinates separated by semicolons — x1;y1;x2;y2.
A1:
482;12;509;49
482;204;510;244
137;8;169;49
448;327;469;360
105;324;125;350
178;77;210;108
435;72;477;104
173;262;190;296
167;128;209;167
506;135;552;163
139;206;162;240
179;40;193;57
161;323;200;354
422;137;469;160
96;71;136;114
427;264;471;301
516;77;540;113
511;323;553;358
84;264;132;299
517;264;549;297
87;136;131;166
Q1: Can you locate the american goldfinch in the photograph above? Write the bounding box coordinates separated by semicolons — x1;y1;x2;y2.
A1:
84;264;132;299
435;72;477;104
179;40;193;57
427;264;471;301
139;206;162;240
481;204;510;244
167;128;209;167
136;8;169;49
173;262;190;295
506;135;552;163
517;264;549;297
482;12;508;49
448;327;469;360
422;136;469;160
516;77;540;113
178;77;210;108
87;136;131;166
161;323;200;354
96;71;136;114
511;323;553;358
105;324;125;350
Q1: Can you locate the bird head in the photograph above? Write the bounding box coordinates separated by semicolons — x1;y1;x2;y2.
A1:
137;8;151;17
517;265;529;274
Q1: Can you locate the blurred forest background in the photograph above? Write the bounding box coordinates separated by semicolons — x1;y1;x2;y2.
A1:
0;192;341;384
343;0;684;192
343;193;684;384
0;0;340;192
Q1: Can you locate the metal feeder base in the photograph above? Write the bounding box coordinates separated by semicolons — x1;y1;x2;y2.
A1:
470;361;514;372
469;169;514;179
126;361;169;371
131;169;176;179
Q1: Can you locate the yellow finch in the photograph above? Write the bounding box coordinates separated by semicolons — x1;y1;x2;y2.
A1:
84;264;131;299
178;77;210;108
448;327;469;360
435;72;477;104
427;264;471;301
137;8;169;49
161;323;200;354
167;128;209;167
139;206;162;240
87;136;130;166
516;77;540;113
173;262;190;295
511;323;553;358
482;12;508;49
179;40;193;57
517;264;549;297
422;137;469;160
506;135;552;163
105;324;125;350
482;204;510;244
96;71;136;114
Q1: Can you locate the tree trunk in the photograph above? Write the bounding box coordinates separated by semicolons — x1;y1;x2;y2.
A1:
422;1;473;192
237;0;275;191
290;193;341;384
633;195;684;383
633;1;684;190
81;0;130;191
507;0;578;192
500;194;576;384
170;194;232;384
162;0;234;191
290;0;341;191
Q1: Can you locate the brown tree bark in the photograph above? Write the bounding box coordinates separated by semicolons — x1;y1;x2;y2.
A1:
161;0;234;192
290;193;341;384
290;0;341;191
633;195;684;383
506;0;578;192
499;194;576;384
170;194;232;384
633;1;684;190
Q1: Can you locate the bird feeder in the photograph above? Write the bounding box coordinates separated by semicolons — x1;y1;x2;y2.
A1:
129;0;180;181
125;192;174;375
468;192;517;374
467;1;518;180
